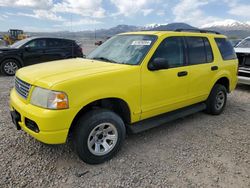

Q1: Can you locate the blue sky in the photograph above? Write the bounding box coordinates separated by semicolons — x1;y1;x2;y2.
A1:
0;0;250;32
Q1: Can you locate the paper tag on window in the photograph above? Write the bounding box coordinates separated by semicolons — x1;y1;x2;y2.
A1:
131;40;152;46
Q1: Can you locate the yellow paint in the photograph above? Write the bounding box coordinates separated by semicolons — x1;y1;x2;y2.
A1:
10;31;238;144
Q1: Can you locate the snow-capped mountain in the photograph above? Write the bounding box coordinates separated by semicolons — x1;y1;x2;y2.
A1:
201;19;250;30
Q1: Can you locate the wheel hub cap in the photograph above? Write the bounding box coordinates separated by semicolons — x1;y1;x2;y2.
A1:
215;91;225;110
4;62;18;75
87;123;118;156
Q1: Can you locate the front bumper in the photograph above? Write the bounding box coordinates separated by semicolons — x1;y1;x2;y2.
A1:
10;89;76;144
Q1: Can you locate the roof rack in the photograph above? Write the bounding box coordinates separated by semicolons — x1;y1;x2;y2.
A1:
175;29;221;34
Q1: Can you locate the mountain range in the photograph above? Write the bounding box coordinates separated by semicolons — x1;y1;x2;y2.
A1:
1;20;250;39
92;21;250;38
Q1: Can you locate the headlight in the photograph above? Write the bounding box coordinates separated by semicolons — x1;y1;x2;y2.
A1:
30;87;69;110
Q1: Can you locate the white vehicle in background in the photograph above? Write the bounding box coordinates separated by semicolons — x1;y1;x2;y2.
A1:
235;37;250;85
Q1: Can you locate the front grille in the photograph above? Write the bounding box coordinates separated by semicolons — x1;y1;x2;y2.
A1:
15;77;31;99
238;71;250;78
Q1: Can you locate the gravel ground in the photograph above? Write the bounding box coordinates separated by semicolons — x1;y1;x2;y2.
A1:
0;75;249;188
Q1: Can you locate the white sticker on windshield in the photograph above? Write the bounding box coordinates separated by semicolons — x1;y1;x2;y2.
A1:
131;40;152;46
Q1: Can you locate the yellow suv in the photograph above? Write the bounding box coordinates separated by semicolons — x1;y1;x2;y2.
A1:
10;30;238;164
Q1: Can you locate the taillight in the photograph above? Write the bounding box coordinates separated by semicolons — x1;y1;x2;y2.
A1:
78;47;83;53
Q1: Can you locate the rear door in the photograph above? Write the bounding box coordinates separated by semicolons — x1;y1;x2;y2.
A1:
184;36;216;102
43;39;66;62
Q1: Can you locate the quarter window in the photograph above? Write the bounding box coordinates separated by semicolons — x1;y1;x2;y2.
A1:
151;37;185;68
215;38;237;60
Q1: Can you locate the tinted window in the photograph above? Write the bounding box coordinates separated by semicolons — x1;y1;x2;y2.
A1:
28;39;46;48
186;37;207;65
47;39;61;48
204;38;213;62
151;37;184;68
215;38;237;60
61;40;74;47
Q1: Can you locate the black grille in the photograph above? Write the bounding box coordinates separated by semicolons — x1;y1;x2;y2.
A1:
15;77;31;99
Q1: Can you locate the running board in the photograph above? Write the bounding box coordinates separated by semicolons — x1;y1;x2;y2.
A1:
128;103;206;134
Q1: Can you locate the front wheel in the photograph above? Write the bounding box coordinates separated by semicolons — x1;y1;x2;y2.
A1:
206;84;227;115
73;109;126;164
1;59;21;76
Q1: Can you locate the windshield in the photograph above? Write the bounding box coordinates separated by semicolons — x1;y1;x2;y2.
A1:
10;38;33;48
87;35;157;65
236;38;250;48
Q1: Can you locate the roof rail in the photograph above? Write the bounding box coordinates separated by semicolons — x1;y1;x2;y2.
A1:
175;29;221;34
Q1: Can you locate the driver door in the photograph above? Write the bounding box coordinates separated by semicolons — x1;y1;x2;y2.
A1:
141;36;190;119
22;39;47;65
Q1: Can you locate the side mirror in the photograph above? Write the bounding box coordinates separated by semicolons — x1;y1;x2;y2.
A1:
24;45;31;51
148;58;169;71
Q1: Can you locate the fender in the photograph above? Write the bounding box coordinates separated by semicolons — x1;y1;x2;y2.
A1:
0;55;24;67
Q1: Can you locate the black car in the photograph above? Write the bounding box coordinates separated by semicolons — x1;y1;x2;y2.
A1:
0;37;84;76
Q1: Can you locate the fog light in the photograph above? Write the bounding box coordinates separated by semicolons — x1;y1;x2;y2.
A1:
25;118;40;133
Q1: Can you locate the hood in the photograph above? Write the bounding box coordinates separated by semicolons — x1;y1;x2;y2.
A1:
234;48;250;54
0;47;18;52
16;58;132;88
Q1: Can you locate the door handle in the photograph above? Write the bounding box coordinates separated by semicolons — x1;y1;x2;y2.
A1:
178;71;188;77
211;66;218;71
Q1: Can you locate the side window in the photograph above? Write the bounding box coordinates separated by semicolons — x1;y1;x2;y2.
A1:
215;38;237;60
186;37;207;65
151;37;184;68
62;40;74;47
47;39;61;48
28;39;46;48
204;38;213;62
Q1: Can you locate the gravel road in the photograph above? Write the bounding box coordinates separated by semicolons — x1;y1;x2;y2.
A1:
0;75;249;188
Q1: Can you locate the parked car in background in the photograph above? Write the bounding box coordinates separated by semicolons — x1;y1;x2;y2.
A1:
229;39;242;47
0;37;84;76
235;37;250;85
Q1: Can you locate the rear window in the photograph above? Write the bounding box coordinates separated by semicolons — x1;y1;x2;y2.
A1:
186;37;213;65
215;38;237;60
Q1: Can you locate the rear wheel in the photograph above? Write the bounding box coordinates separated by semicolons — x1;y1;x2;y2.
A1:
73;109;126;164
206;84;227;115
1;59;21;76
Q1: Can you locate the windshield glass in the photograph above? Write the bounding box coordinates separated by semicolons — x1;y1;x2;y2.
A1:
10;38;33;48
87;35;157;65
236;38;250;48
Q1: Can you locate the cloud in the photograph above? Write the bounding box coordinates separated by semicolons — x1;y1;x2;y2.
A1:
228;5;250;19
110;0;154;16
54;19;102;27
142;9;154;16
0;0;106;19
0;0;53;9
18;10;65;21
52;0;106;18
172;0;221;26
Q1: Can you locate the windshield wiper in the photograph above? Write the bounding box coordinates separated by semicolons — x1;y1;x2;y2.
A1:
92;57;119;64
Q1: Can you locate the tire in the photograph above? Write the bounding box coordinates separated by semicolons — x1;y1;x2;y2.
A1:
206;84;227;115
73;109;126;164
1;59;21;76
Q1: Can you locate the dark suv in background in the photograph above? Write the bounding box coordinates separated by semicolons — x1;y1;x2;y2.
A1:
0;37;84;75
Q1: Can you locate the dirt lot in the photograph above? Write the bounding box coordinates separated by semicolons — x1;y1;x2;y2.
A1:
0;75;249;188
